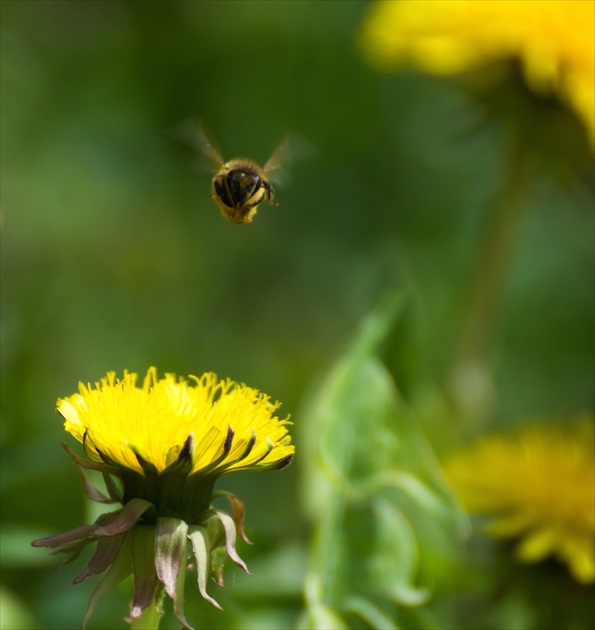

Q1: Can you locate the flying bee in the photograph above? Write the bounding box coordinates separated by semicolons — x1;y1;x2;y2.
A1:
195;124;295;224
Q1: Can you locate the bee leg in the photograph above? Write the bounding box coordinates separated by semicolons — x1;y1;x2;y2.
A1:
263;181;278;207
244;207;258;222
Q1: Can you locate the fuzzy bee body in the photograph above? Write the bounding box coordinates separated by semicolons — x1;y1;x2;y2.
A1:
190;123;297;224
211;158;277;224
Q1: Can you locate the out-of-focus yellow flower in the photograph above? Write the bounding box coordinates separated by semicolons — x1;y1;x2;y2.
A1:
359;0;595;145
444;419;595;584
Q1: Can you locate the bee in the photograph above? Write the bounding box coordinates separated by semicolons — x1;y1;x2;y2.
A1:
196;124;294;224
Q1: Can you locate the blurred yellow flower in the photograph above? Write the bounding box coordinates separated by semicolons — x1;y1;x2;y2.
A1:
359;0;595;144
444;419;595;584
58;367;294;476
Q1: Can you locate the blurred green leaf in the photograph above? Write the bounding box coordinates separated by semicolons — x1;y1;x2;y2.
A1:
299;295;465;628
0;585;39;630
233;544;306;600
0;525;56;569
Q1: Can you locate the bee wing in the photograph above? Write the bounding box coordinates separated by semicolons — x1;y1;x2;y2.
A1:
169;118;225;169
194;121;226;169
263;133;315;186
263;134;296;174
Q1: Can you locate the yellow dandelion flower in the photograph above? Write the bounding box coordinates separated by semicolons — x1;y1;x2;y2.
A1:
444;419;595;584
58;367;294;476
359;0;595;144
33;368;295;629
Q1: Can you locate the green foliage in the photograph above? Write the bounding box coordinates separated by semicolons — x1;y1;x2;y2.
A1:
299;296;465;628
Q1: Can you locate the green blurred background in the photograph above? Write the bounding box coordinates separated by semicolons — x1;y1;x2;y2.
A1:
1;1;593;629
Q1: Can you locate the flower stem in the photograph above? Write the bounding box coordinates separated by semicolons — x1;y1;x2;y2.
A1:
130;586;165;630
450;140;529;427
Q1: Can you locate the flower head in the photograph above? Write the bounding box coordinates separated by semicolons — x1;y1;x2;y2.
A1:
359;0;595;145
59;367;294;478
444;419;595;584
32;368;295;629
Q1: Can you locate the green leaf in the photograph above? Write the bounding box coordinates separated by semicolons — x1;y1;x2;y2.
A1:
368;499;428;606
0;586;38;630
299;295;464;628
299;602;349;630
346;596;399;630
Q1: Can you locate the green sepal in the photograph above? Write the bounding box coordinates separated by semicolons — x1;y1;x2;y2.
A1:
173;541;194;630
83;431;124;471
207;429;260;475
31;524;98;549
32;511;123;571
216;429;257;473
61;441;120;475
156;437;198;518
82;532;133;630
164;434;195;470
128;450;160;505
202;515;226;586
179;475;217;523
94;498;155;537
237;451;294;472
219;434;293;473
130;525;159;620
271;452;294;470
228;432;271;470
212;491;252;544
76;464;114;504
212;508;250;574
101;471;123;503
61;440;125;506
50;540;91;568
74;531;126;584
155;517;188;599
209;543;228;588
191;426;235;477
188;525;222;610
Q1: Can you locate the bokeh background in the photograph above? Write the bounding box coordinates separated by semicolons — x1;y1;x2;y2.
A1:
1;1;593;629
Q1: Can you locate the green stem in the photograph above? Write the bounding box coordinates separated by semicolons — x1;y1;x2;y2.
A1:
130;585;165;630
450;141;529;426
